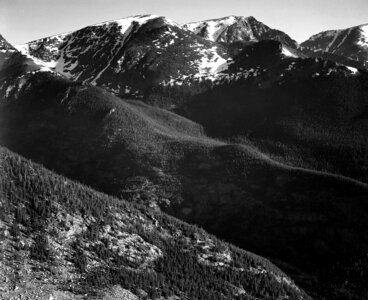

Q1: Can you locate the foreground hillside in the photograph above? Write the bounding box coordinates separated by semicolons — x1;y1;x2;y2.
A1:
0;145;308;299
1;69;368;298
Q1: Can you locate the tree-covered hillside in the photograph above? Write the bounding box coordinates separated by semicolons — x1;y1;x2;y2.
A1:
0;146;308;299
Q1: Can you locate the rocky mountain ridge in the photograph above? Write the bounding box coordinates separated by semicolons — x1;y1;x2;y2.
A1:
184;15;298;49
14;14;231;98
301;23;368;68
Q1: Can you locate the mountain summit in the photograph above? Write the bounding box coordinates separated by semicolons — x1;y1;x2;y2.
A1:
184;15;298;48
301;23;368;68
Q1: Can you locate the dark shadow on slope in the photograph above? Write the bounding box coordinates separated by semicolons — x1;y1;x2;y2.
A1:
1;72;368;299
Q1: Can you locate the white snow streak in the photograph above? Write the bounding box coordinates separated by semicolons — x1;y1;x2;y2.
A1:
326;32;340;52
281;47;298;58
357;25;368;48
336;28;352;48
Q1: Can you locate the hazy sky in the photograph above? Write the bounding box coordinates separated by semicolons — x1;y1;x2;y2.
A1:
1;0;368;45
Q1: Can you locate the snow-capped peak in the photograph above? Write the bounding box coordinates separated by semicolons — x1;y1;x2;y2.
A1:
184;16;259;42
183;15;298;48
14;14;181;80
92;14;178;33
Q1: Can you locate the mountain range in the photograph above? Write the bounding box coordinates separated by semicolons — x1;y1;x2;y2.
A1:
1;14;368;300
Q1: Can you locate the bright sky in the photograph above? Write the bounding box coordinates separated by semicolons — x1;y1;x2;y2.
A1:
1;0;367;45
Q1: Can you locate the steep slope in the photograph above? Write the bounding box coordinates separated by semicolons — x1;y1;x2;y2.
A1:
1;66;368;299
301;24;368;68
0;146;308;300
184;16;298;48
15;15;230;98
148;40;368;184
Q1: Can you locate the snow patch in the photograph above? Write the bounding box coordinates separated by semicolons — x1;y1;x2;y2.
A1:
161;67;260;87
0;49;16;53
196;46;229;74
281;47;298;58
357;24;368;48
14;44;57;72
346;66;359;74
5;85;14;97
95;15;159;36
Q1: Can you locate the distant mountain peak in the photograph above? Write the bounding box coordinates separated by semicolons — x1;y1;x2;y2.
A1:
308;22;368;39
188;15;257;23
183;15;298;48
301;23;368;68
23;15;178;47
